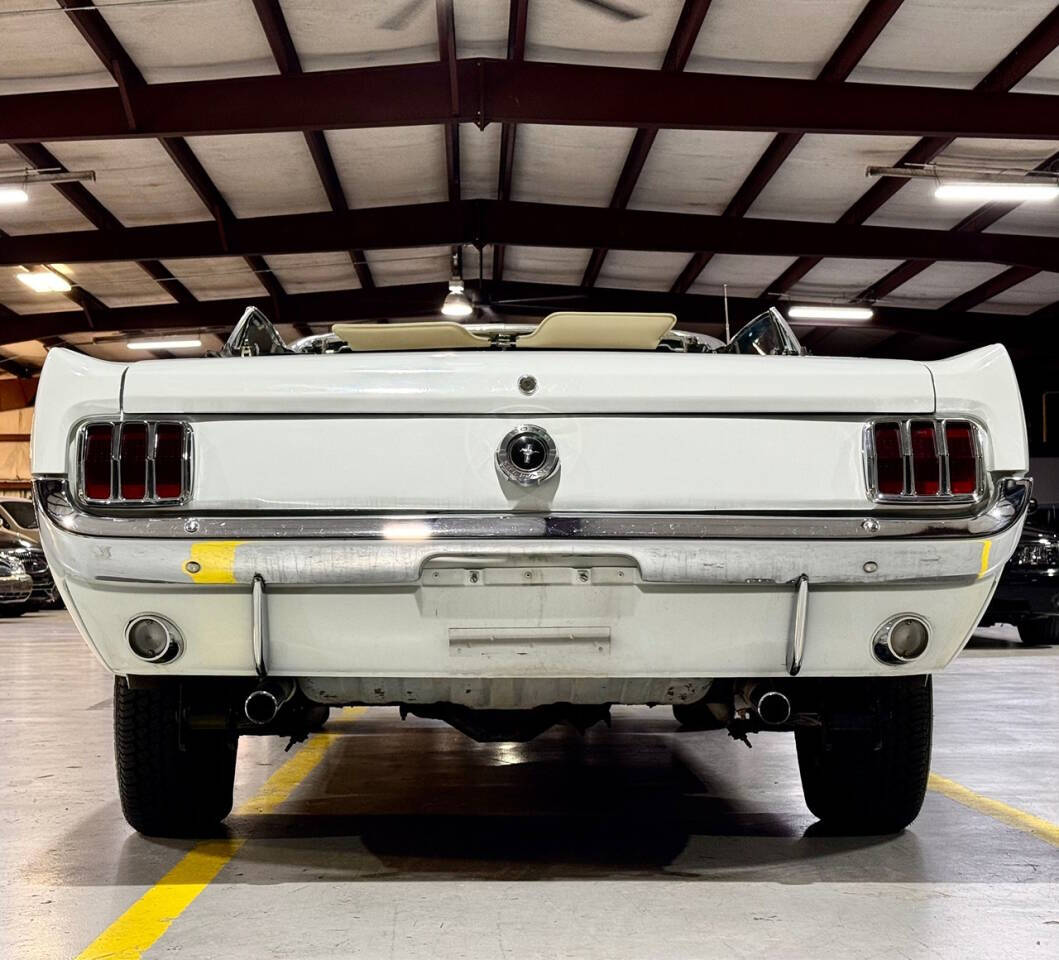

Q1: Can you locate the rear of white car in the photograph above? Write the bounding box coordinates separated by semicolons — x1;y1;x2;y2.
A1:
32;316;1029;836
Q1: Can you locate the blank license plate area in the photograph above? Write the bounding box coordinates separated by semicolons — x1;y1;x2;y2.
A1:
419;562;636;661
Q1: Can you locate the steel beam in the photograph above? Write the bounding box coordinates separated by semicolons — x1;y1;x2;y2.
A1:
4;200;1059;274
250;0;373;292
671;0;906;293
859;147;1059;303
763;5;1059;298
492;0;529;282
0;280;1039;349
8;58;1059;143
581;0;714;287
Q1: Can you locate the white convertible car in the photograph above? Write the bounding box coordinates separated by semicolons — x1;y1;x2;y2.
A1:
32;308;1029;836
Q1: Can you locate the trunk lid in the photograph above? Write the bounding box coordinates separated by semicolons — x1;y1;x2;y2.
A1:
120;351;934;514
121;351;934;416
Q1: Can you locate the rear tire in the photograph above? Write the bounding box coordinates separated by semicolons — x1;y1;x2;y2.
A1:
307;705;331;731
1017;618;1059;645
114;678;238;837
0;601;28;617
795;675;932;833
672;700;724;730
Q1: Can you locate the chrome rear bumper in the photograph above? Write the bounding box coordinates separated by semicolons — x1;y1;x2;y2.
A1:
34;476;1030;542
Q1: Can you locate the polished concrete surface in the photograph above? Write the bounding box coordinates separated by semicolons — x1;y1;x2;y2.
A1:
0;612;1056;959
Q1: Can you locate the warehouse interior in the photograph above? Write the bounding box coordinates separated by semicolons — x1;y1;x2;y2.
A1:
1;1;1057;958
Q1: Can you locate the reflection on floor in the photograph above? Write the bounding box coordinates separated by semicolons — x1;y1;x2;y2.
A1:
0;613;1056;959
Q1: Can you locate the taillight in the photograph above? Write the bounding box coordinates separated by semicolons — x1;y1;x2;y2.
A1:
868;418;981;501
79;421;190;504
873;423;905;495
909;421;940;496
119;423;148;500
945;421;978;495
153;424;185;500
82;423;114;500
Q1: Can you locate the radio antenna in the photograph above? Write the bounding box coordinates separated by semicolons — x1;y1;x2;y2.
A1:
723;283;731;343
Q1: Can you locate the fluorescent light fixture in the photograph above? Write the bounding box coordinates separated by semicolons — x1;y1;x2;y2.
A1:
127;338;202;351
788;305;874;322
441;279;473;318
935;181;1059;202
0;187;28;205
16;269;71;293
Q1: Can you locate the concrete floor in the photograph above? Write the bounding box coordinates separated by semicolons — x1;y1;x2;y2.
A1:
0;612;1056;959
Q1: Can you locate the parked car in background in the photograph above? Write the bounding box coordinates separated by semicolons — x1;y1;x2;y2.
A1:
0;528;58;614
0;497;40;544
981;503;1059;645
0;548;33;615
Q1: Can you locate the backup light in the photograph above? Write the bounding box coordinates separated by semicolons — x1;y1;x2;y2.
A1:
934;182;1059;202
787;305;874;322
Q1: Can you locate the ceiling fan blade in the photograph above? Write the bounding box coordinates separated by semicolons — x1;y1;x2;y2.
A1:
489;294;592;306
571;0;646;22
378;0;429;31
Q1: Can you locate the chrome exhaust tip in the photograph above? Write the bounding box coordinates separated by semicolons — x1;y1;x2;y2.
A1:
125;614;182;664
244;680;294;725
873;614;930;665
244;688;280;725
756;689;792;725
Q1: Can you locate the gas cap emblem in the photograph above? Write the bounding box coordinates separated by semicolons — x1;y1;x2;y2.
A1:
496;424;559;486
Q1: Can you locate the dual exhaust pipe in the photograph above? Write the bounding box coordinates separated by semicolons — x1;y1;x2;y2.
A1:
744;683;792;726
244;679;295;725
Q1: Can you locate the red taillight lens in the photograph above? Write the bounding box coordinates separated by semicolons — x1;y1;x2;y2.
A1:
153;424;185;500
945;421;978;495
82;423;113;500
119;423;148;500
910;421;940;496
873;423;904;495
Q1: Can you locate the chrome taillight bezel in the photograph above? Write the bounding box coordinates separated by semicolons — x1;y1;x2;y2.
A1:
864;418;985;504
74;419;193;506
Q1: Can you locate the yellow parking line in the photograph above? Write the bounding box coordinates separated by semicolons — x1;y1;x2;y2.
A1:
929;772;1059;848
75;709;361;960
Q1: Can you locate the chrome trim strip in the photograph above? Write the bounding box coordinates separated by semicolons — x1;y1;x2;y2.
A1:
35;476;1031;542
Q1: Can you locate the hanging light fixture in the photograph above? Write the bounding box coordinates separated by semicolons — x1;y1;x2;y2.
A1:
0;167;96;207
441;248;474;318
866;163;1059;203
15;266;72;293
